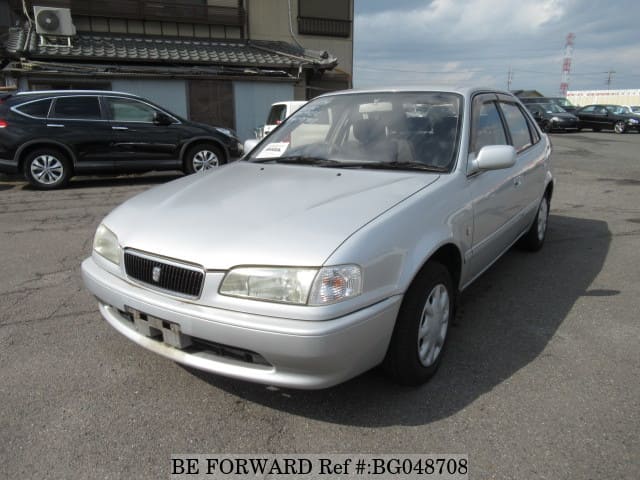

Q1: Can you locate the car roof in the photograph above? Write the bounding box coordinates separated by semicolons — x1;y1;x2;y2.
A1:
315;86;515;99
8;90;142;102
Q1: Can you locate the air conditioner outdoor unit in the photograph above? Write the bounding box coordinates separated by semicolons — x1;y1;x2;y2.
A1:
33;6;76;37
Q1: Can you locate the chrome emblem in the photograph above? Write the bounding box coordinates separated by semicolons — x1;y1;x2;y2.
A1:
152;266;161;283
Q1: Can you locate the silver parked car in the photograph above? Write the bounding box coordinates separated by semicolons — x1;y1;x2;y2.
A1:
82;87;553;389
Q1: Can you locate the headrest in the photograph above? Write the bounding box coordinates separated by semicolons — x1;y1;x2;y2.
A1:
353;118;386;144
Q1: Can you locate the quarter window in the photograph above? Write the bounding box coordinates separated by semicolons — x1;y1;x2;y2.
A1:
107;98;157;122
471;101;507;154
15;99;52;118
500;103;532;152
52;97;102;120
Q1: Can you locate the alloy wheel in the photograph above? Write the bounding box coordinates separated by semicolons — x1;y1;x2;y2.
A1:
30;155;64;185
192;149;219;172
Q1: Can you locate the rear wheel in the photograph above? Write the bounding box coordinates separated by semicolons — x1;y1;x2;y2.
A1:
384;261;453;386
519;194;549;251
184;143;225;174
614;121;626;134
23;148;71;189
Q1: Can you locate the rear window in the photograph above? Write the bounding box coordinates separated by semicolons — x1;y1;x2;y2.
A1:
15;99;52;118
52;97;102;120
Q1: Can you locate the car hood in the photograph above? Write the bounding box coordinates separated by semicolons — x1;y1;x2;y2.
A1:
105;161;439;269
547;112;577;120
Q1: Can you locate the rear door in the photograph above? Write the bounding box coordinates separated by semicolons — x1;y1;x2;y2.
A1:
104;96;183;171
48;95;113;171
496;97;547;232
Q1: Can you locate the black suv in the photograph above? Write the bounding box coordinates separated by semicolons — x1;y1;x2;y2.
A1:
0;90;242;189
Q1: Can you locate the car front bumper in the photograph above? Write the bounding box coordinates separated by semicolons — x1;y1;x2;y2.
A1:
81;257;402;389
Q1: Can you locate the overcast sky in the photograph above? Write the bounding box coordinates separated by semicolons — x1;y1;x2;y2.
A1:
353;0;640;95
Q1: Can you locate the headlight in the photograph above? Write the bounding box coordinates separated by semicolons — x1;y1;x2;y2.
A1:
93;224;121;265
550;116;560;122
628;118;639;124
219;265;362;305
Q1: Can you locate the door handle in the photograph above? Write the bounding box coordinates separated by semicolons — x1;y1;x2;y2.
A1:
46;124;64;128
514;175;522;187
112;126;129;130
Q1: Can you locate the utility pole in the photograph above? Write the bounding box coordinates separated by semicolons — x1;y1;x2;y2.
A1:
507;66;513;90
605;70;615;90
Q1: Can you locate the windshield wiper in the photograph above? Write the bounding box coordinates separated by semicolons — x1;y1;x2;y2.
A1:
254;155;342;167
338;161;448;172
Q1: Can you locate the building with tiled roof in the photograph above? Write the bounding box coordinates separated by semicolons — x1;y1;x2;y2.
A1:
0;0;353;140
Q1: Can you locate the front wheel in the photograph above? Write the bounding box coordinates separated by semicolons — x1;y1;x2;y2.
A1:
23;148;71;189
542;121;552;133
384;261;454;386
519;194;549;251
614;121;626;134
184;143;225;174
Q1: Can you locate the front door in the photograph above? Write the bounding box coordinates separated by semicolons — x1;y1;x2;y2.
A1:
104;96;183;171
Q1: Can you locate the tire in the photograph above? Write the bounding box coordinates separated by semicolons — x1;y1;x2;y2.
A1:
183;143;225;174
384;261;454;386
23;148;71;190
542;121;552;133
614;121;626;134
519;194;550;251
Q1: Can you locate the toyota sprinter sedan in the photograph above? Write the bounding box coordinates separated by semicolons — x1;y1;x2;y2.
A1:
82;87;554;389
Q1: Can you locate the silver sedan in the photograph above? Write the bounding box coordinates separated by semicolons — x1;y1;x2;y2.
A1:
82;87;553;389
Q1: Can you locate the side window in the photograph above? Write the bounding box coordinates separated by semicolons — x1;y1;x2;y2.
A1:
470;101;507;154
15;99;52;118
107;97;157;122
500;103;532;152
581;106;595;113
52;97;102;120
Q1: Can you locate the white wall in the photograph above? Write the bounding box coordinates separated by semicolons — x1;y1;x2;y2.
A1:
111;79;188;117
567;89;640;107
233;81;294;141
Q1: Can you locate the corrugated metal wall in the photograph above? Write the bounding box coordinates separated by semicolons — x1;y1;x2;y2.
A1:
233;81;294;141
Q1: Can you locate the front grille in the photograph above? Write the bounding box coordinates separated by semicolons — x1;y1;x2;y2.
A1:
124;251;204;298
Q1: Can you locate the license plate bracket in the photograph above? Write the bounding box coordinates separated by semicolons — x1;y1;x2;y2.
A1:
124;306;192;349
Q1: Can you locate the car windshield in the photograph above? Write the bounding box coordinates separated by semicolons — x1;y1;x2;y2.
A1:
553;98;574;107
248;92;463;172
631;106;640;113
540;103;565;113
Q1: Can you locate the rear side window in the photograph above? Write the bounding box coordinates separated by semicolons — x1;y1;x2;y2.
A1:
52;97;102;120
500;103;532;152
15;99;52;118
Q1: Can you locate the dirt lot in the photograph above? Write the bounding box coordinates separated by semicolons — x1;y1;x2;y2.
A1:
1;131;638;479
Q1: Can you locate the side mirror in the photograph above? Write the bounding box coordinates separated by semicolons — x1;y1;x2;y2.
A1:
153;112;172;126
533;111;541;118
469;145;516;174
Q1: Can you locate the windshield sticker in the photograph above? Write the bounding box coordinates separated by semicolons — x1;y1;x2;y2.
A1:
256;142;290;159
